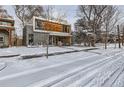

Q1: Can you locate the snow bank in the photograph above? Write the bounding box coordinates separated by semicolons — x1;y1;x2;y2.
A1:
0;50;19;58
0;46;99;58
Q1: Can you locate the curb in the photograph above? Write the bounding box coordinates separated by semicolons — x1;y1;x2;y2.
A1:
0;54;20;58
20;48;99;59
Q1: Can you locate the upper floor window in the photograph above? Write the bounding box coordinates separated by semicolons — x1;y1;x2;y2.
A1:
63;25;70;33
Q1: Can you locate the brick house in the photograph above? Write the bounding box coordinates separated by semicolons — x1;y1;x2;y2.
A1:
0;16;15;47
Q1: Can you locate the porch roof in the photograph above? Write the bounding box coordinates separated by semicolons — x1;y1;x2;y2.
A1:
49;32;72;37
0;18;14;23
34;30;72;37
0;25;15;30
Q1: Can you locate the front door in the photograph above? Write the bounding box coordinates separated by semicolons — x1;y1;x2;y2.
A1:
28;34;34;45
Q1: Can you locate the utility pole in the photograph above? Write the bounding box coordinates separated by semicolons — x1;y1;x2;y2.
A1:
117;25;121;48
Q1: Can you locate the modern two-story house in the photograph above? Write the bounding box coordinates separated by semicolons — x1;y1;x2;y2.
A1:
0;16;15;47
23;16;72;46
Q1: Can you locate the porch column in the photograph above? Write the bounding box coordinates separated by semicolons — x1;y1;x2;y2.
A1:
69;36;71;45
9;29;12;47
51;36;53;45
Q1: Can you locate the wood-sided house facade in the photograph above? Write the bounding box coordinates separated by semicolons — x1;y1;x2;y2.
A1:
0;16;15;47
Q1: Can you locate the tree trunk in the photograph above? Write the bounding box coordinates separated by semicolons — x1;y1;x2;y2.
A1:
122;27;124;46
105;24;108;49
117;25;121;48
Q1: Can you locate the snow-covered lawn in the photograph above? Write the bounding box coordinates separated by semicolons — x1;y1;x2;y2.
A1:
0;46;72;56
0;46;98;55
0;45;124;87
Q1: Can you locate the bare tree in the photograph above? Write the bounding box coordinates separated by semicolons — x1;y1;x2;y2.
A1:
122;26;124;46
77;5;107;33
117;25;121;48
76;5;121;48
14;5;44;27
43;5;55;20
44;5;67;22
77;5;108;46
56;9;67;22
77;5;107;46
102;6;120;49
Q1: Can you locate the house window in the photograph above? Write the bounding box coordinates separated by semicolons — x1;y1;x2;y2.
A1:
0;36;4;42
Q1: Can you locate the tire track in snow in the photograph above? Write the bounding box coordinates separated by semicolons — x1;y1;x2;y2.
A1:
51;51;124;87
57;56;122;87
51;57;117;87
84;56;124;87
112;68;124;87
102;63;124;87
48;51;124;87
28;51;124;87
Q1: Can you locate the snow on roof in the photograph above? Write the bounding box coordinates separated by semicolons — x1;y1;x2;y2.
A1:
34;30;72;37
86;32;94;35
49;32;72;36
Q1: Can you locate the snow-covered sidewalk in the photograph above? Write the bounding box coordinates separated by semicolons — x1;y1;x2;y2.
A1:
0;46;98;59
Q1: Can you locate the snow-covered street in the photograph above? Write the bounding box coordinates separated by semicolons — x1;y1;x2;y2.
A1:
0;45;124;87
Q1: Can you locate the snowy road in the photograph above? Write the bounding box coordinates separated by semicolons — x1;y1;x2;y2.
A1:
29;50;124;87
0;46;124;87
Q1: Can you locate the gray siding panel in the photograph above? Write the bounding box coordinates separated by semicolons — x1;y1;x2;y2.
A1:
23;25;48;46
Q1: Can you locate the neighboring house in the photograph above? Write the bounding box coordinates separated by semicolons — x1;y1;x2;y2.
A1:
0;16;15;47
23;16;72;46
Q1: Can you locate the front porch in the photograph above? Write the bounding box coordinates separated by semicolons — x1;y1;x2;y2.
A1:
0;27;13;47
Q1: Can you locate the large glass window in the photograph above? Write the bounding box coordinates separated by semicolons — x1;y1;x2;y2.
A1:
63;25;67;32
35;19;63;32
